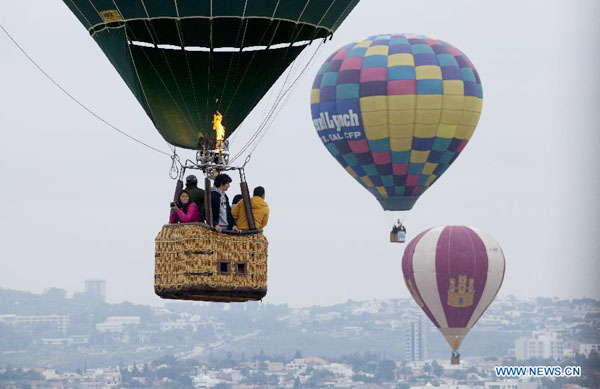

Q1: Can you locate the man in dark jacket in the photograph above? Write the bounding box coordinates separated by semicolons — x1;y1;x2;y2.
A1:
184;175;205;222
210;173;239;233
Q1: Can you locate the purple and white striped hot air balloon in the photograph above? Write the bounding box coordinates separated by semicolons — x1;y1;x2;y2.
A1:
402;226;505;364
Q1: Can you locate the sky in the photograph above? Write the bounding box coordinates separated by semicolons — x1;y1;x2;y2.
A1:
0;1;599;307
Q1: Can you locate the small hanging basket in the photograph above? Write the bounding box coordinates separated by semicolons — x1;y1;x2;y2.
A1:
155;223;268;302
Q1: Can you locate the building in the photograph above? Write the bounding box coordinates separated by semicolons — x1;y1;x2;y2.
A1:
0;314;70;332
515;331;564;361
484;380;538;389
85;280;106;302
96;316;140;332
405;315;428;362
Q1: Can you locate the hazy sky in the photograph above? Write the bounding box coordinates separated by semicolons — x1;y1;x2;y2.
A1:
1;1;599;307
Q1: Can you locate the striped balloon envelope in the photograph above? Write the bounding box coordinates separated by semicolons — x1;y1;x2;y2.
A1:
402;226;505;362
311;34;483;211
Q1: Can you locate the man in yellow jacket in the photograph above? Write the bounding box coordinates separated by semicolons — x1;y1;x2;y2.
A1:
232;186;269;231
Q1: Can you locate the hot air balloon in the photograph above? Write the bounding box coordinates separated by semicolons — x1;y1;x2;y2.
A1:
63;0;360;302
310;34;483;241
402;226;505;364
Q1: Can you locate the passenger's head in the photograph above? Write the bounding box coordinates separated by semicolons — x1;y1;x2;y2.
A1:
214;173;232;190
186;175;198;187
179;190;190;204
253;186;265;198
232;194;243;205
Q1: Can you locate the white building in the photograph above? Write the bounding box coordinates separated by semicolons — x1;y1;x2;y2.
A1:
0;314;70;332
314;312;341;322
515;331;563;361
410;383;470;389
484;380;538;389
267;362;285;372
323;363;353;377
286;359;308;372
160;319;192;331
96;316;140;332
343;326;363;336
405;316;428;362
579;343;600;357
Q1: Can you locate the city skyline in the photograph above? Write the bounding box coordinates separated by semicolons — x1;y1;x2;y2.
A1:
0;282;598;387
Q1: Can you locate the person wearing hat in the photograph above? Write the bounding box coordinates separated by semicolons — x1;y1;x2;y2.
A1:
184;175;205;222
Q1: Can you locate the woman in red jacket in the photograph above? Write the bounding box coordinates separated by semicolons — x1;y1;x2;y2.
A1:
169;190;200;224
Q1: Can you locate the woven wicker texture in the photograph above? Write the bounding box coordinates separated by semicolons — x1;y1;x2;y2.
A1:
155;224;268;295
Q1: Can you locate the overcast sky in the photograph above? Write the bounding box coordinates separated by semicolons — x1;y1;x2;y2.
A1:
1;1;599;307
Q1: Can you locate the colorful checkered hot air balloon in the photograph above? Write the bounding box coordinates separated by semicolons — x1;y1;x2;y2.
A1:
402;226;505;364
310;34;483;212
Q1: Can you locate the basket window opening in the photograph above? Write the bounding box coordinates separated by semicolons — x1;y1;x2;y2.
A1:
218;261;230;274
236;262;247;275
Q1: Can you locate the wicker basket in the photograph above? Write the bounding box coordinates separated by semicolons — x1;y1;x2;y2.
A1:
155;223;268;302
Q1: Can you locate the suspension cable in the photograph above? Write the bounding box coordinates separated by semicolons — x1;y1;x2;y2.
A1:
0;23;172;157
230;39;325;164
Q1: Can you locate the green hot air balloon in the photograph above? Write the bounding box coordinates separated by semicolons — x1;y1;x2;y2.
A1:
64;0;360;149
63;0;360;303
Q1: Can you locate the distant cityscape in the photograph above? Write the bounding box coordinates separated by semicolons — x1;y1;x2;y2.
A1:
0;280;598;388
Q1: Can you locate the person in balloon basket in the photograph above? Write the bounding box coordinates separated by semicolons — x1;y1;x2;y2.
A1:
231;194;243;207
169;190;200;224
210;174;240;233
232;186;269;231
184;175;205;222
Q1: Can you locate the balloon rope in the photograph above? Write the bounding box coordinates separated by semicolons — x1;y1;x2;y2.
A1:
0;23;172;157
229;40;324;164
245;43;325;159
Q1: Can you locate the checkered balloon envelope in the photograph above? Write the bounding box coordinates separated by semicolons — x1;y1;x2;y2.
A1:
310;33;483;212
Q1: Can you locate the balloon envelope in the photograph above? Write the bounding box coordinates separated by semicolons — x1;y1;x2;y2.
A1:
402;226;505;350
64;0;360;149
311;34;483;210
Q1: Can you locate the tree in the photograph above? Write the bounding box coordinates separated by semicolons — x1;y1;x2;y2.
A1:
294;350;303;359
431;360;444;377
423;363;432;377
376;360;397;381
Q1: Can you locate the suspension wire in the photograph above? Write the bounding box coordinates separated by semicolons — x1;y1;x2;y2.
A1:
229;46;316;162
0;23;172;157
229;44;316;163
230;38;325;164
223;2;283;114
227;22;304;147
229;0;340;164
246;44;325;158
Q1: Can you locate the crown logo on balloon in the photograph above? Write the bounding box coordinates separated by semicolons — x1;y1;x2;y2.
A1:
448;275;475;307
405;279;424;308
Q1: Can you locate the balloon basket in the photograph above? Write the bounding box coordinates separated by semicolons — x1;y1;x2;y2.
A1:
390;223;406;243
451;350;460;365
154;223;268;302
